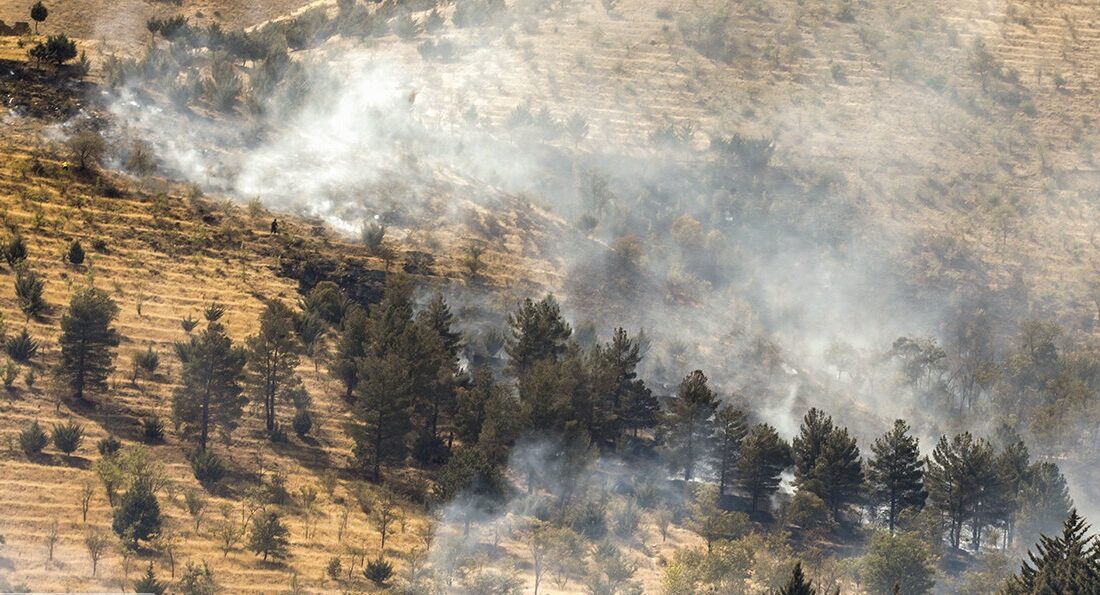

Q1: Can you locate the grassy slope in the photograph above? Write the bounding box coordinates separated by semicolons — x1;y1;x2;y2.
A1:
3;0;1100;591
0;67;688;594
0;112;425;592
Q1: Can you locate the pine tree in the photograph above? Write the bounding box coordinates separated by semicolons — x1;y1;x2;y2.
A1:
517;356;580;434
810;426;864;518
778;562;816;595
350;354;414;481
333;305;369;399
56;286;120;402
1015;461;1074;550
793;408;864;518
248;512;290;561
506;295;573;375
660;370;719;481
245;301;301;432
926;432;999;550
591;328;657;444
112;478;161;544
737;423;793;513
30;1;48;35
714;405;748;498
13;264;45;319
414;294;463;439
66;240;85;265
418;293;462;361
867;419;927;532
968;439;1008;552
171;322;247;451
455;367;501;444
996;433;1031;548
1004;510;1100;595
792;408;834;484
134;562;166;595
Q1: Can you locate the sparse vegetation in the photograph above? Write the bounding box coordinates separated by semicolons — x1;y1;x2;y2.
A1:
51;420;84;455
19;420;48;455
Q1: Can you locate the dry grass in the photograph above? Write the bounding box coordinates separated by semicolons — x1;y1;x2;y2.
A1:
0;115;439;592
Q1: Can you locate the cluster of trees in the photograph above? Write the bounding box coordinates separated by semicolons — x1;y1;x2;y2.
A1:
170;298;316;465
322;284;1079;561
879;317;1100;453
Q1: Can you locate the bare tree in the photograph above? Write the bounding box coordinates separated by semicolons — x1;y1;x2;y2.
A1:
84;529;110;576
45;519;59;562
80;481;94;522
371;489;399;555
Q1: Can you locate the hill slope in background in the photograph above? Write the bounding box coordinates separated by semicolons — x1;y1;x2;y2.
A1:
3;0;1100;592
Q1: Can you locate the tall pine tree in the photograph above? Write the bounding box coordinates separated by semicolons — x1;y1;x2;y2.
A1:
660;370;719;482
414;294;463;440
1015;461;1074;550
56;286;120;402
350;354;414;481
172;321;247;451
714;405;748;498
1004;510;1100;595
867;419;927;533
245;301;301;432
506;295;572;375
737;423;793;514
793;408;864;519
926;432;999;550
333;305;369;399
792;408;834;482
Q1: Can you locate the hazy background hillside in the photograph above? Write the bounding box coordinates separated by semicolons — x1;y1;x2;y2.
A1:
3;0;1100;592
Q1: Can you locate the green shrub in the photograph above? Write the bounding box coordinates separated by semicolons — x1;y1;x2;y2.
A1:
141;416;165;443
567;499;609;540
612;498;641;539
112;478;162;543
133;563;166;595
19;420;48;455
190;449;226;486
181;314;199;333
135;347;160;376
28;34;78;66
14;267;46;319
292;409;312;437
269;423;288;444
326;557;342;581
2;363;16;389
67;240;85;265
6;327;39;362
361;222;386;254
248;511;290;561
51;420;85;454
4;234;27;266
267;472;291;505
364;558;393;584
203;302;225;322
97;435;122;456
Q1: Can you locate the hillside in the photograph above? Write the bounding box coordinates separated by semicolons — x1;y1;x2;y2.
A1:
2;0;1100;593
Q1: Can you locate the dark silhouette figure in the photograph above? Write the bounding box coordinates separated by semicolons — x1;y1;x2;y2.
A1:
270;219;279;234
